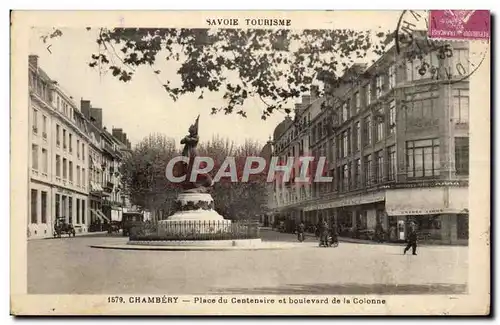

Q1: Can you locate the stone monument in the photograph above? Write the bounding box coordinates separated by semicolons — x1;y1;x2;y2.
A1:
158;115;231;235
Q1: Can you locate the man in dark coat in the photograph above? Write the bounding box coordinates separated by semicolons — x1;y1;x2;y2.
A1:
329;222;339;246
319;220;329;247
404;227;418;255
297;221;305;242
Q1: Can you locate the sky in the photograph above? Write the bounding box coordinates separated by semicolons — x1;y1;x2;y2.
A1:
29;28;288;148
27;11;405;149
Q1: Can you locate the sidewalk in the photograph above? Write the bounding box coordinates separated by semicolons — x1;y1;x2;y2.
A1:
31;231;110;240
259;227;467;247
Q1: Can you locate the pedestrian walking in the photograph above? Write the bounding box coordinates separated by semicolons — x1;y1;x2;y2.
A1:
297;221;305;242
375;222;385;243
403;227;418;255
329;222;339;247
319;220;329;247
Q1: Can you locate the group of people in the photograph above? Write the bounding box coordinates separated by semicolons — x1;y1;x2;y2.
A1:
296;220;339;247
295;219;419;255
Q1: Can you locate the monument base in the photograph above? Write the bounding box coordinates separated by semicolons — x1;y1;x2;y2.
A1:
158;192;231;235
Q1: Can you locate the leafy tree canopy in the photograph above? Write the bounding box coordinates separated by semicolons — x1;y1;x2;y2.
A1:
41;27;394;119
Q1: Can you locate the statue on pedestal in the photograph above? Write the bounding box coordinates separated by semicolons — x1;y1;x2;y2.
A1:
174;115;213;193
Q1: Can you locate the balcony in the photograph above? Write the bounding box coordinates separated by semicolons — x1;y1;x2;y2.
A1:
102;199;123;208
103;143;119;158
103;181;114;193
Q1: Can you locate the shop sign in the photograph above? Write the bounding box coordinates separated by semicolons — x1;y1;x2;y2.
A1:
387;208;445;216
386;208;467;216
378;180;467;190
56;187;73;195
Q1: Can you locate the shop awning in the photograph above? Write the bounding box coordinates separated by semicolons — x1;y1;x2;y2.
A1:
90;181;104;192
385;187;468;216
302;191;385;212
91;209;110;222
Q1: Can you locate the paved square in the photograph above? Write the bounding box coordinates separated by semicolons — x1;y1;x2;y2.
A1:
28;231;468;295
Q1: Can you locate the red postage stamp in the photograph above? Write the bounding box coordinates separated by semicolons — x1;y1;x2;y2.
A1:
428;10;490;40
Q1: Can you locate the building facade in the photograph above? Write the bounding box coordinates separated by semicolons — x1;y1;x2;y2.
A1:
28;55;90;238
80;100;132;229
28;56;133;238
271;40;470;244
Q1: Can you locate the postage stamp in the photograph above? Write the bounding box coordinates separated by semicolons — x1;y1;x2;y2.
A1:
428;10;490;40
10;10;490;316
396;10;489;84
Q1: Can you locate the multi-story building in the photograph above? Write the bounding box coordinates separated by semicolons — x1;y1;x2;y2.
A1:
271;39;470;244
111;128;133;210
28;55;90;238
80;100;132;227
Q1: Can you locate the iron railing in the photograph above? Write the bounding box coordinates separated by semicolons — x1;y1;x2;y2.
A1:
129;220;260;241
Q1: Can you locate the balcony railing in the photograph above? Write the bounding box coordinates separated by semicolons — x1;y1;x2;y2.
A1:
102;199;123;208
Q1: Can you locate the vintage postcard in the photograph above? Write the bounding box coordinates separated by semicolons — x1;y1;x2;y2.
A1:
11;10;490;315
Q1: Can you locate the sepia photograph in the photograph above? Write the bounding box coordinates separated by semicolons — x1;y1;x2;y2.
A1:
10;10;490;315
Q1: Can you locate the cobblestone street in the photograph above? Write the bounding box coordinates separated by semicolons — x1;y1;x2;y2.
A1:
28;230;468;295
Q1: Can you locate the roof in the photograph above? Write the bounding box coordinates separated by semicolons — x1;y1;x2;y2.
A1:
273;117;293;141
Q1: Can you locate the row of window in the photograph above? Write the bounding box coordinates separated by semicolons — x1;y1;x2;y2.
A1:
278;187;309;205
274;113;313;152
29;70;51;103
55;194;86;225
31;109;48;138
332;145;397;193
336;102;396;159
284;137;469;199
406;49;469;82
32;107;88;161
31;145;88;187
296;88;468;158
277;50;470;155
55;154;86;187
30;189;47;224
55;124;86;161
30;190;87;225
54;93;75;121
333;63;397;126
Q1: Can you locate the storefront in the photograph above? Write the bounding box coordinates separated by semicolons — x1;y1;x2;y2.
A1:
385;187;469;244
302;191;385;235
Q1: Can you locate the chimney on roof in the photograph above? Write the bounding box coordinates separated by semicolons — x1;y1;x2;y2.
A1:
91;108;103;129
301;95;311;105
294;103;303;116
112;128;125;143
80;100;91;119
28;55;38;69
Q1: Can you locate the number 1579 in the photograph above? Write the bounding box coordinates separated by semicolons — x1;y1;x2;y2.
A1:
108;296;125;303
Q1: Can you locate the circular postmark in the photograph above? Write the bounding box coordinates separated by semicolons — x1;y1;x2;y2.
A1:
395;10;488;85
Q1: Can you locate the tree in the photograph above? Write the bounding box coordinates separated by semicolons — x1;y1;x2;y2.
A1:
120;133;179;215
40;27;394;119
198;137;271;220
121;133;272;221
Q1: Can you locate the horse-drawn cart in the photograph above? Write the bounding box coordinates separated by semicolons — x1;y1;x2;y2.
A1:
53;218;76;238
